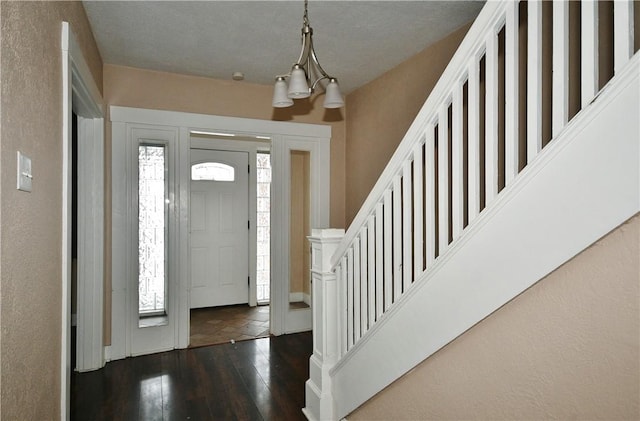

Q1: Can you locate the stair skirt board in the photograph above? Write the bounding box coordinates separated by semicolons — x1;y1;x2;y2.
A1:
330;56;640;418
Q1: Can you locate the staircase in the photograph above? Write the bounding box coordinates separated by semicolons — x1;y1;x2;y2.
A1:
304;1;639;420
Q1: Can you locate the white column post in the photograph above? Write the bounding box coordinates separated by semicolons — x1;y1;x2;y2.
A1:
304;228;345;421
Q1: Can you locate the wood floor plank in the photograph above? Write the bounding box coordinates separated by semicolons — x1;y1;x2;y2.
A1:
71;331;312;421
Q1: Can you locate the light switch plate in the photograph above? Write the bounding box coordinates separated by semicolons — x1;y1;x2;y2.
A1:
17;151;32;192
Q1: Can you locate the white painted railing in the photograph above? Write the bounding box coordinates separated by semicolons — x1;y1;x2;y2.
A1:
304;1;638;420
334;0;636;360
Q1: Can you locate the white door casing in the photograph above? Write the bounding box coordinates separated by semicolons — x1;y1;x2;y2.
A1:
61;20;104;421
190;149;249;308
271;137;330;334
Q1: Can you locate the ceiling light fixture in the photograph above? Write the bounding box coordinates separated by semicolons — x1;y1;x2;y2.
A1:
272;0;344;109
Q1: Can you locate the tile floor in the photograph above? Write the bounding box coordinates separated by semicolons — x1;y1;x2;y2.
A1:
189;304;270;347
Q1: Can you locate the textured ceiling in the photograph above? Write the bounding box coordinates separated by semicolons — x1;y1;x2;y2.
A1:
83;1;485;94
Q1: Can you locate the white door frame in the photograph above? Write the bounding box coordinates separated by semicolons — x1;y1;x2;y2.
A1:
110;106;330;353
61;21;104;420
271;137;330;334
129;126;179;357
190;136;268;309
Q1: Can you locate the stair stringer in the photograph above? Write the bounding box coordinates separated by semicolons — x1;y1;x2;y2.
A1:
330;55;640;419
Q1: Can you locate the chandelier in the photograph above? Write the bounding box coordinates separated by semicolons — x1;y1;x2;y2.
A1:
272;0;344;109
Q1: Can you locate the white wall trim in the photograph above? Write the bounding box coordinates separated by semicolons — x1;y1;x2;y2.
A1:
329;54;640;419
110;106;331;139
75;116;105;373
61;21;104;421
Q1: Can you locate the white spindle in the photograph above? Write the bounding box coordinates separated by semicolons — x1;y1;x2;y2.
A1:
346;247;354;349
360;227;368;334
367;216;376;326
485;30;499;204
392;175;402;301
505;1;519;185
581;0;599;108
424;124;436;267
527;0;543;164
375;202;384;319
468;60;480;220
412;142;424;275
402;160;413;290
383;190;393;312
438;106;450;255
452;83;464;240
353;240;361;341
339;258;347;356
552;0;569;137
614;0;634;73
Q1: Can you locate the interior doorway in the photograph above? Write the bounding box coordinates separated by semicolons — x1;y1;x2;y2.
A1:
188;141;272;347
110;107;331;354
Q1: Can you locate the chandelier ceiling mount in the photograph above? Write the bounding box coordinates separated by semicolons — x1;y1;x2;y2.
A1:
272;0;344;109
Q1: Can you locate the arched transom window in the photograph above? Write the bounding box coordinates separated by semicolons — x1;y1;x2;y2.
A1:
191;162;235;181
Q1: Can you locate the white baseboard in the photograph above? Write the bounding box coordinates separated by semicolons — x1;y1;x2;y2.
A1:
289;292;312;306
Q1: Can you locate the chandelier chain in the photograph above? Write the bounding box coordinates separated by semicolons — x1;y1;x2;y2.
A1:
303;0;309;26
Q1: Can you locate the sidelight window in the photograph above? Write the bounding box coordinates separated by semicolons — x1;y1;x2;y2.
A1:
138;144;168;316
256;152;271;303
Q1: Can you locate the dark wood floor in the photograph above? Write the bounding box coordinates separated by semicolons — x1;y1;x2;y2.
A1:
71;332;312;421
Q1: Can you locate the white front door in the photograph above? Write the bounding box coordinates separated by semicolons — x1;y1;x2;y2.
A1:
190;149;249;308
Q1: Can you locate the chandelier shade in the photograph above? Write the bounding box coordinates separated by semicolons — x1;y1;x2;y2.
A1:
287;65;311;99
272;77;294;108
323;78;344;108
272;0;344;109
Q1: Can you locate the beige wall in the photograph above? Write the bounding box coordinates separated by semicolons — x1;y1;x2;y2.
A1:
344;24;471;225
0;1;103;418
289;151;311;297
350;214;640;420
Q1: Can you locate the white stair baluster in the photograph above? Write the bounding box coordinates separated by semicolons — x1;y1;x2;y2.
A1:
614;0;634;73
353;239;361;342
392;175;402;302
581;0;599;108
438;106;450;255
402;160;413;291
413;142;424;275
360;227;368;334
527;0;543;164
452;82;464;239
468;60;481;220
424;123;437;267
552;0;569;137
485;29;499;204
346;247;354;349
375;202;384;319
367;216;376;326
383;190;393;311
505;0;520;185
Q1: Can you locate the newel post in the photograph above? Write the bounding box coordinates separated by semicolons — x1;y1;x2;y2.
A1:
303;228;345;421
